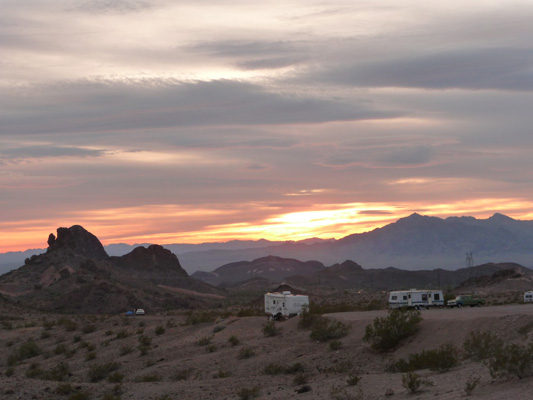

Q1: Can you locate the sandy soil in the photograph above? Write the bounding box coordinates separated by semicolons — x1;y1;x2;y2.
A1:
2;304;533;400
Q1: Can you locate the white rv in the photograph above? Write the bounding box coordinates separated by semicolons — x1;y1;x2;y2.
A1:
524;291;533;303
389;289;444;309
264;291;309;319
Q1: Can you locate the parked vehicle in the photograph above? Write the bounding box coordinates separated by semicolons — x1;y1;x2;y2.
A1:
447;295;485;308
125;311;134;316
135;308;145;315
524;291;533;303
264;291;309;320
388;289;444;309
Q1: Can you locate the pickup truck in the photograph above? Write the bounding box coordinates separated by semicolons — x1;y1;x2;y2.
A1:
447;295;485;308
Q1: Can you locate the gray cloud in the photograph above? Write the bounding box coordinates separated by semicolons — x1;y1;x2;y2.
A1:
0;145;105;162
0;79;401;136
311;47;533;91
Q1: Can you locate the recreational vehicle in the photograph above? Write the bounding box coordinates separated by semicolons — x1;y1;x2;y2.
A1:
264;291;309;320
388;289;444;309
524;291;533;303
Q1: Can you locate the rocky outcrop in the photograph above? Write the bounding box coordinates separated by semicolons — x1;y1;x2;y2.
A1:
47;225;108;260
110;245;187;277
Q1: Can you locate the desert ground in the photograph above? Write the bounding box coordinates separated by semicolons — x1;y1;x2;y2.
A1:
2;304;533;400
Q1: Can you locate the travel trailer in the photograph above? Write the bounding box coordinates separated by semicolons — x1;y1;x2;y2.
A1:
524;291;533;303
264;291;309;319
388;289;444;309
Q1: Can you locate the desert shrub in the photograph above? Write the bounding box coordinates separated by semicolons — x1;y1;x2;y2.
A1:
228;335;240;346
196;336;212;346
115;329;129;339
8;340;41;365
41;331;51;340
517;321;533;336
119;344;133;356
104;330;113;336
329;339;343;350
88;361;120;382
463;330;503;361
321;359;353;374
107;371;124;383
347;373;361;386
68;390;90;400
135;373;161;382
487;342;533;379
43;319;56;330
85;351;96;361
330;385;364;400
206;344;217;353
363;309;422;352
55;383;75;395
57;318;78;332
285;362;306;374
464;375;481;396
387;343;460;373
213;325;225;333
264;363;286;375
262;321;282;337
138;335;152;355
172;368;194;381
293;373;309;385
237;386;260;400
5;366;15;377
154;326;165;335
401;371;432;393
298;308;321;329
26;361;70;381
263;362;305;375
213;369;232;378
238;347;255;359
55;344;76;358
310;318;351;342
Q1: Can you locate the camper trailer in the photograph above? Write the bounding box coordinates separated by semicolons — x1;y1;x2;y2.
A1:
524;291;533;303
388;289;444;309
264;291;309;320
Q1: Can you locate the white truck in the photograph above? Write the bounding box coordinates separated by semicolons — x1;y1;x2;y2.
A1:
388;289;444;309
524;291;533;303
264;291;309;320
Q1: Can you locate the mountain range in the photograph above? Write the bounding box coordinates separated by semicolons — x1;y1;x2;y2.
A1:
2;213;533;276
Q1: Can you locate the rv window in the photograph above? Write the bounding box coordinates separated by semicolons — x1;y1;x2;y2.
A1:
408;294;411;299
422;294;428;301
434;293;440;300
403;296;407;300
273;300;276;304
283;302;285;307
391;296;397;300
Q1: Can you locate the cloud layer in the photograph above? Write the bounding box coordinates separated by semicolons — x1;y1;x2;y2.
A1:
2;0;533;252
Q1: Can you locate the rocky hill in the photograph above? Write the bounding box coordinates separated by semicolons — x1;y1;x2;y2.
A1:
191;255;324;286
0;226;224;313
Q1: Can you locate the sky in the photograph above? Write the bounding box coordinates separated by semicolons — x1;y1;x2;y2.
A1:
1;0;533;252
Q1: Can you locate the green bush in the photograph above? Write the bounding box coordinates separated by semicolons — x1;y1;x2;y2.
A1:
263;363;286;375
237;386;260;400
8;340;41;366
88;362;120;382
26;361;70;381
298;309;321;329
310;317;350;342
401;371;432;393
155;326;165;335
196;336;212;346
262;321;282;337
487;342;533;379
238;347;255;359
363;309;422;352
228;335;240;346
463;330;503;361
329;339;343;350
213;369;232;378
388;343;460;373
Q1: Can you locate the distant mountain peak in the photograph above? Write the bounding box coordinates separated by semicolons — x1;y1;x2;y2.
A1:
488;213;515;222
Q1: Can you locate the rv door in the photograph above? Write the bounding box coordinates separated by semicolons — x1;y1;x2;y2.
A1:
408;293;412;306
